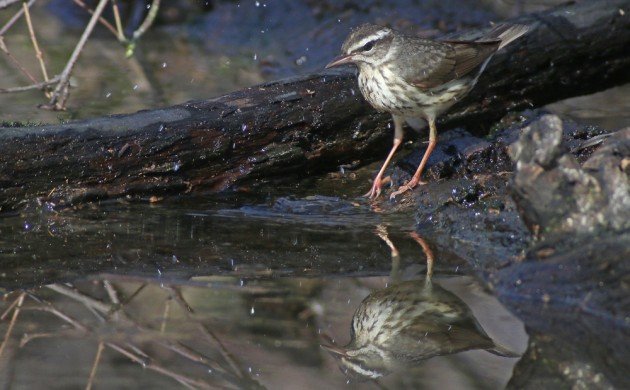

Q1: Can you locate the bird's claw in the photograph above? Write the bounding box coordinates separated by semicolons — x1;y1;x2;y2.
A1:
389;185;411;200
364;183;382;200
389;178;425;200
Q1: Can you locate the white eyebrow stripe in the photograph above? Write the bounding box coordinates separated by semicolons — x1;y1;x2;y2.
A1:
346;29;391;53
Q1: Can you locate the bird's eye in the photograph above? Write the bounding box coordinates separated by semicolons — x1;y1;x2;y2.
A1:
362;41;375;52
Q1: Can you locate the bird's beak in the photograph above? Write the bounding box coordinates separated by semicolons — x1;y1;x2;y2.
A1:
325;54;355;69
321;343;347;357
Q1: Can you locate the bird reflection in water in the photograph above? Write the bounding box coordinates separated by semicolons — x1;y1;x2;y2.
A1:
322;227;518;380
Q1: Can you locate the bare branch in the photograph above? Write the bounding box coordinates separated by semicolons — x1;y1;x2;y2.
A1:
46;284;110;314
19;329;85;347
105;342;215;389
103;280;120;305
0;292;24;358
22;1;50;89
159;298;171;334
71;0;119;38
0;0;21;10
111;0;126;42
0;76;60;93
26;305;89;333
0;1;39;86
0;0;35;35
131;0;160;41
85;341;104;390
44;0;110;110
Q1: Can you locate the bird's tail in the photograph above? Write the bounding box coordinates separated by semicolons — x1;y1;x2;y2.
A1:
483;24;531;50
486;342;521;358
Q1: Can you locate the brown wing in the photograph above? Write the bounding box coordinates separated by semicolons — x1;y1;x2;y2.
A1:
397;38;500;89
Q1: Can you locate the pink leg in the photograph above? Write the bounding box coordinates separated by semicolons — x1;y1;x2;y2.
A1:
365;116;404;199
390;117;437;199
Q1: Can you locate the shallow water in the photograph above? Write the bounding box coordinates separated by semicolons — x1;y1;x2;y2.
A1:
0;185;528;389
0;262;526;389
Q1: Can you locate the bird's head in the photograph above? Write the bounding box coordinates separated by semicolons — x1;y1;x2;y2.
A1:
321;342;391;381
326;24;393;70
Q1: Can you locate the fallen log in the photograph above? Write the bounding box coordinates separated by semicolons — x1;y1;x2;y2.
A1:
1;0;629;212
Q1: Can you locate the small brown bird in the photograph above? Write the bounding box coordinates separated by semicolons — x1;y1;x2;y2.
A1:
326;23;530;199
323;278;519;380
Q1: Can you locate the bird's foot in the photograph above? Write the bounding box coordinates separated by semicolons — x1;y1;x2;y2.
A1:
364;180;383;200
364;175;393;200
389;178;426;200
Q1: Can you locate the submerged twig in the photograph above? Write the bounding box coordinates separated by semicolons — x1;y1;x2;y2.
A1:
0;292;25;358
85;341;104;390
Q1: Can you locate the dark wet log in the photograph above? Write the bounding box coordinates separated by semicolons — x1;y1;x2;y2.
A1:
1;0;629;211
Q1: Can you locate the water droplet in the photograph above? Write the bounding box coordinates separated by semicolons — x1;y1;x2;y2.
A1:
253;53;258;60
250;306;255;315
255;1;260;6
173;161;181;172
241;123;248;132
105;92;112;98
132;84;138;90
162;62;167;68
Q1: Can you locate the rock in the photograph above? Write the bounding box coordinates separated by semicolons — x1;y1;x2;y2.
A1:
510;114;629;238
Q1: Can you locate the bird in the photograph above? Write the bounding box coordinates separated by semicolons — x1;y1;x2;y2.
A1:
326;23;531;199
322;277;519;380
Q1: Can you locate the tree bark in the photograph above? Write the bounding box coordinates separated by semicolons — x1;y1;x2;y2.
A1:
1;0;629;211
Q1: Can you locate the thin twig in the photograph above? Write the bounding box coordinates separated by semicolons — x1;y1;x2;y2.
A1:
0;0;39;85
105;342;214;389
19;329;85;347
0;293;21;320
0;0;21;10
46;284;110;314
103;280;120;305
85;341;104;390
0;0;35;36
26;305;89;333
22;1;49;88
45;0;109;110
0;292;25;358
0;76;60;93
132;0;160;41
111;0;126;42
160;298;171;334
166;286;195;313
71;0;118;37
